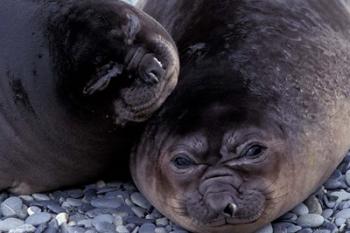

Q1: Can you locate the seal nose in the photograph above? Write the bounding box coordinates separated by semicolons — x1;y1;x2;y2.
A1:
223;202;237;217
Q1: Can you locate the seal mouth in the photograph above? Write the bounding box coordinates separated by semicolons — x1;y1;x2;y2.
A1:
114;66;178;125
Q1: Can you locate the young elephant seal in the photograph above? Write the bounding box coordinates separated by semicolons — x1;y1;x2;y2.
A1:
132;1;350;232
0;0;178;193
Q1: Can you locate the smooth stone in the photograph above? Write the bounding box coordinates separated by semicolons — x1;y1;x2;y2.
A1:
1;197;23;217
335;217;346;227
304;196;323;214
116;225;130;233
66;189;84;199
292;203;309;216
25;212;52;225
156;218;168;226
312;230;331;233
255;224;273;233
63;198;83;207
47;203;65;214
130;193;152;210
8;224;36;233
296;214;324;227
45;219;59;233
27;206;42;216
131;226;139;233
0;218;25;231
155;227;167;233
56;213;68;226
93;214;114;224
20;195;34;202
330;190;350;203
139;223;156;233
91;198;121;209
77;219;93;228
296;229;312;233
335;208;350;218
92;221;116;233
321;221;338;232
131;206;146;218
338;200;350;209
322;209;334;219
32;194;50;201
346;170;350;186
273;222;301;233
66;226;85;233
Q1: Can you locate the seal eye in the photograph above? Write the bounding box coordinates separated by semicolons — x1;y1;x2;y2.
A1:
242;145;266;159
172;154;196;169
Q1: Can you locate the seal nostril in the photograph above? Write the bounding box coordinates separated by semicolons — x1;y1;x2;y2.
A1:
223;203;237;217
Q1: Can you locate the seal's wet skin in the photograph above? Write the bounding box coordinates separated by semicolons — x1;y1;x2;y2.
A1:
0;0;178;193
133;1;350;232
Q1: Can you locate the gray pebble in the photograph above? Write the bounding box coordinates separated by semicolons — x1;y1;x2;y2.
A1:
346;170;350;186
255;224;273;233
304;196;323;214
335;208;350;218
335;217;346;226
0;218;25;231
139;223;156;233
156;218;168;226
93;214;114;224
91;198;121;209
92;221;116;233
292;203;309;216
8;224;36;233
28;206;42;215
296;229;312;233
155;227;167;233
312;230;331;233
116;225;130;233
322;209;334;219
32;194;50;201
1;197;23;217
296;214;324;227
130;193;152;210
25;212;52;225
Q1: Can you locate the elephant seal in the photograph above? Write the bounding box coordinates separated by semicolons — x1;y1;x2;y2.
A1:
132;1;350;232
0;0;178;193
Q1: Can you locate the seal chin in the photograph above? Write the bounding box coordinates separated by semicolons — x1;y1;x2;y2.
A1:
185;189;266;227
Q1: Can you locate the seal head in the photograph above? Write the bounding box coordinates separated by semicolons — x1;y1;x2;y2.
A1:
47;0;179;125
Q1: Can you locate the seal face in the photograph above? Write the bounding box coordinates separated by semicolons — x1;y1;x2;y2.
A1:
132;0;350;232
47;0;179;125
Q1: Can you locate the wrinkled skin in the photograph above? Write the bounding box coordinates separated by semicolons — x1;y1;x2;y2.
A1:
0;0;178;193
132;1;350;232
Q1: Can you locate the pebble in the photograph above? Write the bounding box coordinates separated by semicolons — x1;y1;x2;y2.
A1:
32;194;50;201
91;198;122;209
1;197;23;217
130;193;152;210
56;212;68;226
296;214;324;227
335;208;350;218
27;206;41;216
292;203;309;216
25;212;52;225
139;223;156;233
0;218;25;231
304;196;323;214
256;224;273;233
117;225;130;233
8;224;36;233
346;170;350;186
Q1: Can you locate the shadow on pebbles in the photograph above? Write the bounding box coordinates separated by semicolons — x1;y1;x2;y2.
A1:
1;152;350;233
